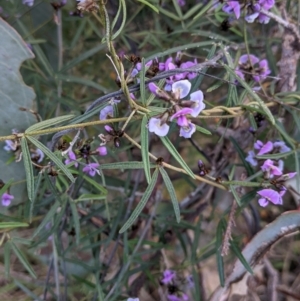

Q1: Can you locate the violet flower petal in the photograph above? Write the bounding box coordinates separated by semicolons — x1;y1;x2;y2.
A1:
257;141;273;155
148;117;170;137
189;90;205;117
172;80;191;99
179;122;196;138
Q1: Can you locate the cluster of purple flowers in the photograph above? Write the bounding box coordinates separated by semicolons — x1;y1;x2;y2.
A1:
148;79;205;138
132;52;198;92
246;140;296;207
64;145;107;177
235;54;271;82
158;53;198;91
222;0;275;24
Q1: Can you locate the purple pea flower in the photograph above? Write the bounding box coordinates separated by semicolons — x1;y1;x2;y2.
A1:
273;141;291;153
277;172;297;182
1;192;14;207
135;60;153;71
179;122;196;138
167;293;188;301
189;90;205;117
32;148;44;163
172;80;191;99
161;270;176;285
245;150;258;166
222;1;241;19
252;59;271;81
97;146;107;156
260;0;275;10
170;108;196;138
148;117;170;137
256;141;273;156
257;189;285;207
177;0;185;7
4;140;17;152
261;159;283;178
99;105;113;120
236;55;271;82
83;163;100;177
170;108;193;127
65;150;79;168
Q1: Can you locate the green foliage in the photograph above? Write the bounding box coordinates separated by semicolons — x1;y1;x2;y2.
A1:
1;1;300;300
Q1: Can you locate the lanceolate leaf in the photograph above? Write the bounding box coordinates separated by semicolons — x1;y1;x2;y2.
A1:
26;136;75;183
101;161;156;170
159;167;180;222
11;242;37;279
141;115;151;184
25;115;75;133
119;168;159;233
21;138;34;202
160;136;195;179
0;222;29;229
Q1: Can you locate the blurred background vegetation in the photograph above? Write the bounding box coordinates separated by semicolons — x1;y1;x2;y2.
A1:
0;0;300;300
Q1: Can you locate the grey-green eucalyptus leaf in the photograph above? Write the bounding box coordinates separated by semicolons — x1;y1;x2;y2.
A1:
0;18;36;207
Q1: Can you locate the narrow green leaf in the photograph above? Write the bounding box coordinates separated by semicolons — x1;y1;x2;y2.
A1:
192;30;231;43
21;138;34;202
11;242;36;279
140;58;147;106
4;241;11;278
111;0;123;30
230;241;253;274
61;43;106;72
75;193;106;201
119;168;159;233
160;136;195;179
146;41;214;61
159;167;180;222
192;0;215;21
71;170;107;195
55;74;108;93
0;222;29;229
33;201;60;238
256;150;294;160
230;185;241;206
195;125;212;135
15;20;54;77
137;0;159;13
14;279;42;301
191;44;216;90
274;120;295;147
222;64;275;124
70;101;109;124
141;115;151;184
30;172;43;223
69;199;81;245
216;219;226;287
25;115;75;133
182;2;203;20
0;179;13;196
112;0;127;40
101;161;156;170
295;151;300;193
229;137;253;177
26;136;75;183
